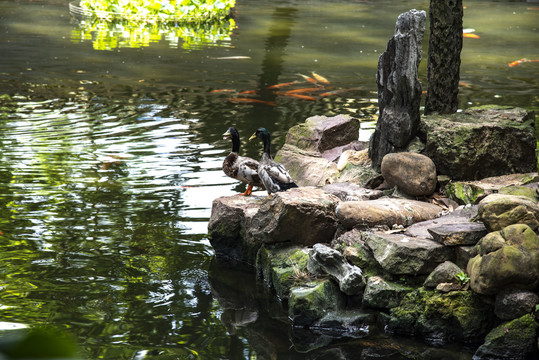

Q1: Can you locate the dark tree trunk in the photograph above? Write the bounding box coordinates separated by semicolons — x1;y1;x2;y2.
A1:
424;0;463;115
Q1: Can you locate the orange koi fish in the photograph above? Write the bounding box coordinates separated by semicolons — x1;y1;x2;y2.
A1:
320;87;361;97
240;90;258;94
297;73;317;84
311;72;330;84
285;88;320;94
227;98;275;106
463;33;480;39
267;81;298;89
210;89;237;93
277;92;316;101
508;58;539;67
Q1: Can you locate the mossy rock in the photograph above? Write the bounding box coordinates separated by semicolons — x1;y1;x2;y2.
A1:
445;182;486;205
288;278;343;326
256;246;310;300
474;313;538;359
388;288;492;342
499;185;538;202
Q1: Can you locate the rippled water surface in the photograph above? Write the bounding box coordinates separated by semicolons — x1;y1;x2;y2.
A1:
0;0;538;358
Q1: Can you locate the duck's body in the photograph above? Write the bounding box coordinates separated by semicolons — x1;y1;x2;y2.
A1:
222;127;264;196
249;127;298;195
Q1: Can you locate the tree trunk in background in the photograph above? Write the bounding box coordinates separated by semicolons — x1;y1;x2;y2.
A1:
424;0;463;115
369;10;426;172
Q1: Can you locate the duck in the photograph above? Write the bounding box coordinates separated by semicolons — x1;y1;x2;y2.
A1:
222;127;265;196
249;127;298;195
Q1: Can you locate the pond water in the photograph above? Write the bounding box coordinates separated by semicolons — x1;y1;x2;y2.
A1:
0;0;538;358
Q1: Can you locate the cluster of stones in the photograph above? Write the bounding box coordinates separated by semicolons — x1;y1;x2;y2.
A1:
209;110;539;359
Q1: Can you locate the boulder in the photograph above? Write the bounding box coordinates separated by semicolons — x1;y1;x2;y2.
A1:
288;278;343;326
362;276;413;309
388;288;492;342
369;10;426;170
381;152;437;196
274;144;339;186
427;222;487;246
208;195;266;264
467;224;539;295
365;232;454;276
494;289;539;321
307;244;365;296
283;114;360;153
423;261;463;289
245;186;340;247
335;198;444;230
478;193;539;232
474;314;538;360
445;173;539;205
208;187;340;265
418;106;537;180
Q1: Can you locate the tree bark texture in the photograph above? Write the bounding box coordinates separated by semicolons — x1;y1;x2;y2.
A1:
424;0;463;115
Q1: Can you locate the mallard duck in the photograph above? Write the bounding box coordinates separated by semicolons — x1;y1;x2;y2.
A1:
222;127;265;196
249;127;298;195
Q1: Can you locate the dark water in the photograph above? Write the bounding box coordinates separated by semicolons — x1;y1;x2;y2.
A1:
0;0;537;358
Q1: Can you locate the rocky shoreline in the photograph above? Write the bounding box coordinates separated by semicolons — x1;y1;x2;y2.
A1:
208;107;539;359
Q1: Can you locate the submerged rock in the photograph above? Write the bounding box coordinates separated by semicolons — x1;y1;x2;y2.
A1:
474;314;538;360
381;152;437;196
467;224;539;295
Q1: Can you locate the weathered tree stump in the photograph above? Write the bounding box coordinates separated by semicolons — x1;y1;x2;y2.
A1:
424;0;463;115
369;9;426;171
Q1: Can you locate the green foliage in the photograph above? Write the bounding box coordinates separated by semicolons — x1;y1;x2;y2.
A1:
455;271;470;286
72;0;236;50
79;0;236;23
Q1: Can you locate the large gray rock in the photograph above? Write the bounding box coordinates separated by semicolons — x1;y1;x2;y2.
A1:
307;243;365;296
474;314;538;360
494;289;539;321
322;182;383;201
274;115;361;186
288;278;343;326
283;114;360;153
208;187;340;265
381;152;437;196
362;276;413;309
369;9;426;171
478;193;539;232
427;222;487;246
365;232;454;275
467;224;539;295
423;261;463;289
419;106;537;180
335;198;443;230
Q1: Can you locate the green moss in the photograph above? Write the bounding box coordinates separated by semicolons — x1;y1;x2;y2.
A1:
445;182;485;205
